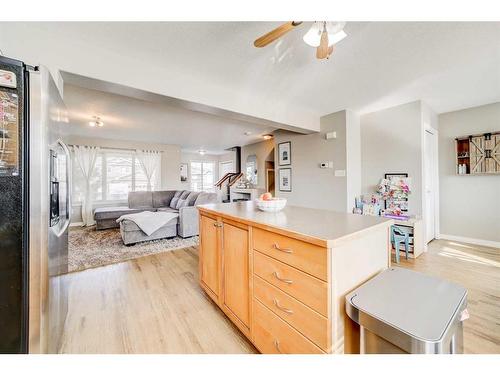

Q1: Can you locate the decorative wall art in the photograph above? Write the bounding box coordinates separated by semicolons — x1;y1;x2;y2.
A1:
278;168;292;192
379;173;411;218
180;163;188;182
278;141;291;166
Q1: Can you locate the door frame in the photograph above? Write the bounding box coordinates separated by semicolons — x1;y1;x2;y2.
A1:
422;124;440;245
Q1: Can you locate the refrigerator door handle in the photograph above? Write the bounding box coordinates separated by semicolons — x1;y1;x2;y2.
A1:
53;139;71;237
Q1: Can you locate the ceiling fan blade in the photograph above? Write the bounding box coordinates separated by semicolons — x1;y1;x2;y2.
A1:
254;21;302;48
316;27;329;59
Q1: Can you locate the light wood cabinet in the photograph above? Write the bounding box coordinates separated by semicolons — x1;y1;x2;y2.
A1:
199;215;220;299
198;204;391;354
199;214;251;338
222;222;250;329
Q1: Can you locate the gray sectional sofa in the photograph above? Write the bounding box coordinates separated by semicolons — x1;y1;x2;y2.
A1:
94;190;218;241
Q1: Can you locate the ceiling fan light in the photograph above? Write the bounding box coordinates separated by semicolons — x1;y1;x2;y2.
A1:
88;121;96;127
303;22;322;47
303;22;347;47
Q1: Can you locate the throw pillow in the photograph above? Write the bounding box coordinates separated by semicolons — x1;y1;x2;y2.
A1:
169;190;184;209
179;190;191;200
186;191;201;206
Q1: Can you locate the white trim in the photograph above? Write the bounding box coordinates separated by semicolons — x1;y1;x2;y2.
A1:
422;121;440;248
69;221;84;227
437;233;500;249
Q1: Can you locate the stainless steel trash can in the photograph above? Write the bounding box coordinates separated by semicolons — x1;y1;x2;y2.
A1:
345;267;468;354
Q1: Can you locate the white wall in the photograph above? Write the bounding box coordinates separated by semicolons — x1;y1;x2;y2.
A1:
438;102;500;244
361;101;424;216
274;110;351;212
346;110;361;212
0;23;318;133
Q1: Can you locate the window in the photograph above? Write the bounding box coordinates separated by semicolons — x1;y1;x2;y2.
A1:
190;161;214;192
219;160;234;179
72;148;160;203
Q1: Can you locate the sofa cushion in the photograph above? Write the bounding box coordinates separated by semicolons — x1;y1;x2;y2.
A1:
157;207;179;213
128;191;153;209
175;198;189;209
94;206;148;220
120;217;178;232
186;191;201;206
194;192;218;206
152;190;176;208
169;190;185;209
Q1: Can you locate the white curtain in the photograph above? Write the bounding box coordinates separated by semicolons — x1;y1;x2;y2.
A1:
136;149;161;191
73;145;100;226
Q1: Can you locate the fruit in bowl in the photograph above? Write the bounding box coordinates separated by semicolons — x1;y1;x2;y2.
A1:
259;192;273;201
255;194;287;212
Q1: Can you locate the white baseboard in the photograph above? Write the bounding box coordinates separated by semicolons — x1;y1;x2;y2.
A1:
437;234;500;249
69;222;83;227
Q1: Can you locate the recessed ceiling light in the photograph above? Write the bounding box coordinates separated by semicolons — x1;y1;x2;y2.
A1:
262;134;273;140
198;149;206;156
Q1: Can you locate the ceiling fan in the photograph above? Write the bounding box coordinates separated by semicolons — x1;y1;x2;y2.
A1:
254;21;347;60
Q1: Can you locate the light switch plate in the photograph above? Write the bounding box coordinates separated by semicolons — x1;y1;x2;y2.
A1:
334;169;346;177
326;131;337;140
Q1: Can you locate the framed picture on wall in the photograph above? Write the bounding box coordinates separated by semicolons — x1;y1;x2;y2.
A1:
279;168;292;192
278;141;291;166
383;173;409;213
180;163;188;182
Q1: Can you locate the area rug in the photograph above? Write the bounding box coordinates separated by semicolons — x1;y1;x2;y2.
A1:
68;226;199;273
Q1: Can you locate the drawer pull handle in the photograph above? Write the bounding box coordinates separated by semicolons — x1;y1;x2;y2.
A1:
273;298;294;314
274;339;282;353
273;243;293;254
272;271;293;284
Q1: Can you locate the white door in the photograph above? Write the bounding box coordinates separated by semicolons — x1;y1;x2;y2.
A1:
219;161;234;179
424;128;437;243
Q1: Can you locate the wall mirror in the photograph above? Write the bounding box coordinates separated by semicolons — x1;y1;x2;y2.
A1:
246;154;258;186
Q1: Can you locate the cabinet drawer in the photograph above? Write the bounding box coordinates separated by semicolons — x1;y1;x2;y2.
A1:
254;275;329;351
253;227;327;281
253;299;323;354
254;251;328;317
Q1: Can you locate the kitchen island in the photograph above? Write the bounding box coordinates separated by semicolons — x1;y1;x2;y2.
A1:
197;201;393;354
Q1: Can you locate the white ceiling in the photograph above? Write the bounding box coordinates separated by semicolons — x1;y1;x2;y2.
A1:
51;21;500;116
4;22;498;145
62;83;276;154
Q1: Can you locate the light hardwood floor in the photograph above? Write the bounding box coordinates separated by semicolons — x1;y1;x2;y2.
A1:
58;240;499;354
399;239;500;354
58;246;257;353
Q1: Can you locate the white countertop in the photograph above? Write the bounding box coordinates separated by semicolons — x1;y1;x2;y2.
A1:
198;201;393;247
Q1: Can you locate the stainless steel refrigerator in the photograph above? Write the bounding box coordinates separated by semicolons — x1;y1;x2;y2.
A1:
0;56;70;353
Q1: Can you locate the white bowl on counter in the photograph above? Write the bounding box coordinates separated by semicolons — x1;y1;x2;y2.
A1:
255;198;287;212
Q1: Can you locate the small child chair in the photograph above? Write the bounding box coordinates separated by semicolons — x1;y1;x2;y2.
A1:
390;225;410;263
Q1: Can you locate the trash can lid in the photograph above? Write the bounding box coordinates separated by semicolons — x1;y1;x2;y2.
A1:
348;267;467;343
